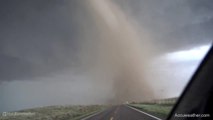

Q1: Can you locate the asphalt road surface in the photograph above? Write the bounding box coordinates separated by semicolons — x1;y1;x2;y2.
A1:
82;105;162;120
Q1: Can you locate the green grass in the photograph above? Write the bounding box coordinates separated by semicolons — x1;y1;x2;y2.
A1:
0;105;105;120
130;103;174;119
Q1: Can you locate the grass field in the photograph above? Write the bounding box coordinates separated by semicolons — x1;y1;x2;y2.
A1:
130;103;174;119
0;105;105;120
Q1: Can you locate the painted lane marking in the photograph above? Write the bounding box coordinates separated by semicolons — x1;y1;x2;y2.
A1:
81;110;104;120
126;105;162;120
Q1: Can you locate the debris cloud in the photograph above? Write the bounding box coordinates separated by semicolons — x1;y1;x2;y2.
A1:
82;0;155;103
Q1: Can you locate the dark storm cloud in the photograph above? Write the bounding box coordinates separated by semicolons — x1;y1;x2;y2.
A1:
0;0;88;81
115;0;213;52
0;0;212;81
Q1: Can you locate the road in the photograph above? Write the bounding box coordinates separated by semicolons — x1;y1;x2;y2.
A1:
82;105;162;120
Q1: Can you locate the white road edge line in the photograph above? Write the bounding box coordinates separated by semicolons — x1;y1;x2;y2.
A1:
81;110;104;120
126;105;162;120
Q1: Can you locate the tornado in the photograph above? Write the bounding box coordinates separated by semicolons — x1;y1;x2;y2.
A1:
81;0;155;104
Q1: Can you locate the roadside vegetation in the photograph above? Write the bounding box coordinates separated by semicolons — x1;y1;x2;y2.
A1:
130;103;173;119
0;105;105;120
130;98;177;119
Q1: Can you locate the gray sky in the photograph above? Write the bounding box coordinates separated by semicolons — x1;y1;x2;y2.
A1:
0;0;212;112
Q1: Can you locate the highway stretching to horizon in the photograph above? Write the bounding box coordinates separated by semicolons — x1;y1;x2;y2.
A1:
82;105;162;120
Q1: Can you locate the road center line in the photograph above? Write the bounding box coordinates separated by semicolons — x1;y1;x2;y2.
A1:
110;117;114;120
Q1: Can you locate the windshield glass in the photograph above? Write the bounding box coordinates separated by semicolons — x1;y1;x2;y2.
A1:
0;0;212;120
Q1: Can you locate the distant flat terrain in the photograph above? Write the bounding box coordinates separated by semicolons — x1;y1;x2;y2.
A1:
0;105;105;120
0;98;176;120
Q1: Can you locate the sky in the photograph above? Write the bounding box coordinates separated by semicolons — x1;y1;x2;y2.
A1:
0;0;212;112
